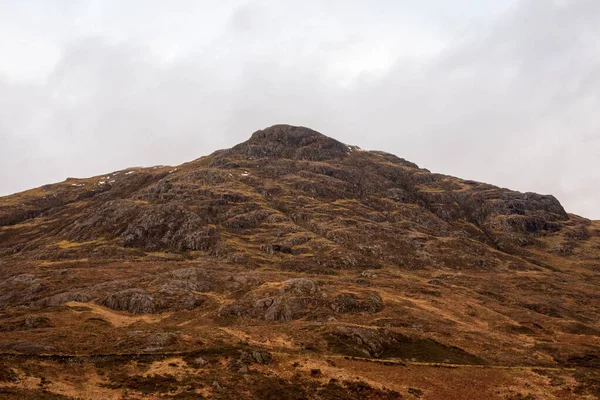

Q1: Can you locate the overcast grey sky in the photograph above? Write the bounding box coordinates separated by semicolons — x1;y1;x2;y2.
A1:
0;0;598;218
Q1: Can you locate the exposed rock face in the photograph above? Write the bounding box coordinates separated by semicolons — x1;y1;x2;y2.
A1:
37;291;94;307
0;316;52;332
102;289;158;314
330;292;384;314
282;278;319;295
121;205;218;251
144;332;178;351
155;267;219;293
331;326;396;358
228;125;350;161
229;350;274;371
101;286;207;315
219;279;384;321
220;278;326;321
447;188;569;239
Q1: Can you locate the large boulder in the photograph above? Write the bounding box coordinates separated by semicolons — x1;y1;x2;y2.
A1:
102;289;157;314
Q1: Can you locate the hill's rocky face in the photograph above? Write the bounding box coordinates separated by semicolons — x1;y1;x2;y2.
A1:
0;125;599;399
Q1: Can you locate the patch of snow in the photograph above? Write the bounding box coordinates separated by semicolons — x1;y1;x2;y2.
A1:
240;171;250;177
125;171;134;175
98;181;105;185
109;180;116;184
70;183;85;187
169;168;178;173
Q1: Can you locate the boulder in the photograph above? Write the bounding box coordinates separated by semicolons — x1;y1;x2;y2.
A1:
102;289;157;314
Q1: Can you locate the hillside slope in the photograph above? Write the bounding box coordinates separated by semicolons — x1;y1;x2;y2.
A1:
1;125;599;399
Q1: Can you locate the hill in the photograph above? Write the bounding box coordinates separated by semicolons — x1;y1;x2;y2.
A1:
0;125;599;399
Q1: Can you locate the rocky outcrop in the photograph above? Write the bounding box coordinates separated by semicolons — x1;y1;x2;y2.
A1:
330;326;396;358
220;278;326;321
0;342;55;354
330;292;384;314
329;325;484;364
219;279;384;321
101;286;206;315
229;350;273;373
227;125;350;161
0;316;52;332
102;289;158;314
282;278;320;295
36;291;94;307
121;205;218;251
154;267;219;293
144;332;179;351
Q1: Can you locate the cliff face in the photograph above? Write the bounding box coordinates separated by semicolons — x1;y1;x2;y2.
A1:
0;125;599;398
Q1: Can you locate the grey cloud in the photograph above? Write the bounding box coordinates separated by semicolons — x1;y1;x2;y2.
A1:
0;0;598;218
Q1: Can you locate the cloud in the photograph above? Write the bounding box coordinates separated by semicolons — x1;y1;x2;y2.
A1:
0;0;598;218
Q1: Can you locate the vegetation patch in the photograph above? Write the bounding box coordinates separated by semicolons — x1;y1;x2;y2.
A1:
103;373;183;394
573;368;600;397
327;325;485;364
0;388;73;400
0;363;18;382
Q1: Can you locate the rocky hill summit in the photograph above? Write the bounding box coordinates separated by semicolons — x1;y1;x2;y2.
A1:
0;125;599;399
0;125;580;266
228;124;351;161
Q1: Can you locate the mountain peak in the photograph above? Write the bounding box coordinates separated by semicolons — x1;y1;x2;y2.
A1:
230;124;349;161
248;124;329;143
